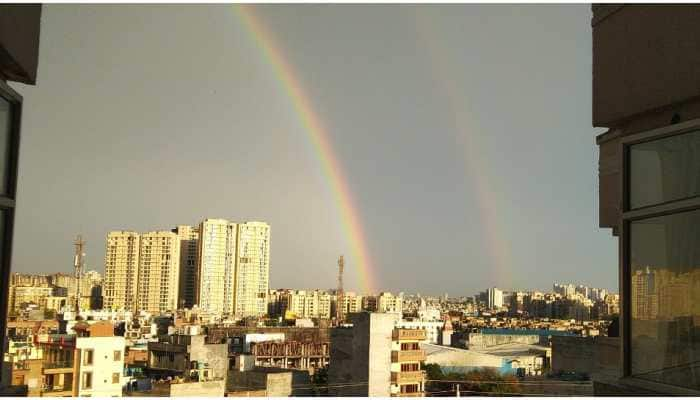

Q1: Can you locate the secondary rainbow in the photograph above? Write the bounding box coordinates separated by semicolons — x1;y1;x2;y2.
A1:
412;11;514;289
234;5;376;295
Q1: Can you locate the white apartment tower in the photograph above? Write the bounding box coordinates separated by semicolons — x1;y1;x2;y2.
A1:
136;231;181;314
174;225;199;309
103;231;140;312
197;219;237;316
234;221;271;317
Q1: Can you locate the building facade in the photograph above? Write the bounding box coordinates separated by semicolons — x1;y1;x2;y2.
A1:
103;231;140;312
592;4;700;395
197;219;237;316
136;231;180;314
234;221;271;318
174;225;199;309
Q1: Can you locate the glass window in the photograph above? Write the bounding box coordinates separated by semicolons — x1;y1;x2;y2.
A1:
630;130;700;209
0;98;12;196
629;209;700;389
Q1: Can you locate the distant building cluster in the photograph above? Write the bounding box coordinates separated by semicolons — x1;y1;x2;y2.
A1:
474;283;619;321
8;271;103;317
103;218;270;320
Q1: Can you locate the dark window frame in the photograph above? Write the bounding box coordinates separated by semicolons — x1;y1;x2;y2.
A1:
0;80;21;385
620;117;700;388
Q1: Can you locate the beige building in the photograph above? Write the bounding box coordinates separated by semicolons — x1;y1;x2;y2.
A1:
103;231;140;312
10;286;53;312
340;292;364;315
284;290;332;320
378;292;404;314
174;225;199;309
233;221;271;318
136;231;181;314
197;219;237;316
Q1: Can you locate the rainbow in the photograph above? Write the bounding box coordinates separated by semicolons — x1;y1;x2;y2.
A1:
234;5;377;295
412;11;514;289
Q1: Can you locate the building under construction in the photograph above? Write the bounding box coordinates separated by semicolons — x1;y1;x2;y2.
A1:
207;326;330;373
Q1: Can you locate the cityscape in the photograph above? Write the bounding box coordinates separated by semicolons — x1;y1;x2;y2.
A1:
1;2;699;398
3;216;620;396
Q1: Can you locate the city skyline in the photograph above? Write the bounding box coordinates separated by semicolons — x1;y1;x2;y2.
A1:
10;4;616;295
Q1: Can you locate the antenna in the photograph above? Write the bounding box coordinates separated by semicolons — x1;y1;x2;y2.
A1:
336;255;345;322
74;235;85;313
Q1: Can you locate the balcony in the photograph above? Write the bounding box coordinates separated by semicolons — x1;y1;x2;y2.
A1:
41;386;74;397
392;350;426;363
393;392;423;397
43;360;74;373
391;371;425;384
393;329;426;341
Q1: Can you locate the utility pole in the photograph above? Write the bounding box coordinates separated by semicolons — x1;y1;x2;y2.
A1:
336;255;345;323
73;235;85;314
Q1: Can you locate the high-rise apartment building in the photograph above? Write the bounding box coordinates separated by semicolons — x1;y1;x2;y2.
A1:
103;231;140;312
233;221;271;317
136;231;180;314
487;287;503;309
197;219;237;316
174;225;199;309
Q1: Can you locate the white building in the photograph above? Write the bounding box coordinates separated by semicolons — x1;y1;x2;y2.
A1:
234;221;271;317
197;219;237;316
487;287;503;309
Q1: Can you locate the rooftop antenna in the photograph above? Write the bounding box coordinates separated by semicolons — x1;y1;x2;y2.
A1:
73;235;85;313
336;255;345;322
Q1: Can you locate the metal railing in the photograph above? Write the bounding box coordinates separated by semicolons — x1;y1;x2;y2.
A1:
43;360;73;370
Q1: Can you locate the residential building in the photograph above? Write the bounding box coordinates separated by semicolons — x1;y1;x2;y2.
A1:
377;292;404;314
146;328;228;381
174;225;199;309
37;321;125;397
136;231;181;314
592;4;700;395
487;287;503;309
103;231;140;312
328;312;426;397
197;218;237;316
282;290;333;320
234;221;271;318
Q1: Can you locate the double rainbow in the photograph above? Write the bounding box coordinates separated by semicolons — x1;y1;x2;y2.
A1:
234;5;376;295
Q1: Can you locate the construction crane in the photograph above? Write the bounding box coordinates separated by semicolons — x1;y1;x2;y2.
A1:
73;235;85;313
336;255;345;322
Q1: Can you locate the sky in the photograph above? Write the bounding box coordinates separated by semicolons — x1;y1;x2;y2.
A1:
10;4;616;296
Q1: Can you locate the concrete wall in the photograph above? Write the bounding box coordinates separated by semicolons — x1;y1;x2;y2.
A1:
167;380;225;397
0;5;41;84
327;313;399;397
551;336;620;379
593;6;700;127
189;336;228;379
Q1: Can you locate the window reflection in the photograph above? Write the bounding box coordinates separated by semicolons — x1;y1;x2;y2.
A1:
630;209;700;389
630;130;700;209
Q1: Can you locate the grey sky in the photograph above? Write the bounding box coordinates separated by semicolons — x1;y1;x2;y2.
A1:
10;4;616;296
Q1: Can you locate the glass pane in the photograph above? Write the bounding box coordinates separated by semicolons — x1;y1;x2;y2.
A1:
630;209;700;389
629;130;700;209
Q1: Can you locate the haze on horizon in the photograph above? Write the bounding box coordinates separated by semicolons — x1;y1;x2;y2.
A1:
10;4;616;296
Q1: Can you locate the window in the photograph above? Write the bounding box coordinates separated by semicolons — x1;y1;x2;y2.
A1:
112;373;120;384
82;372;92;389
623;121;700;390
83;349;93;366
114;350;121;361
